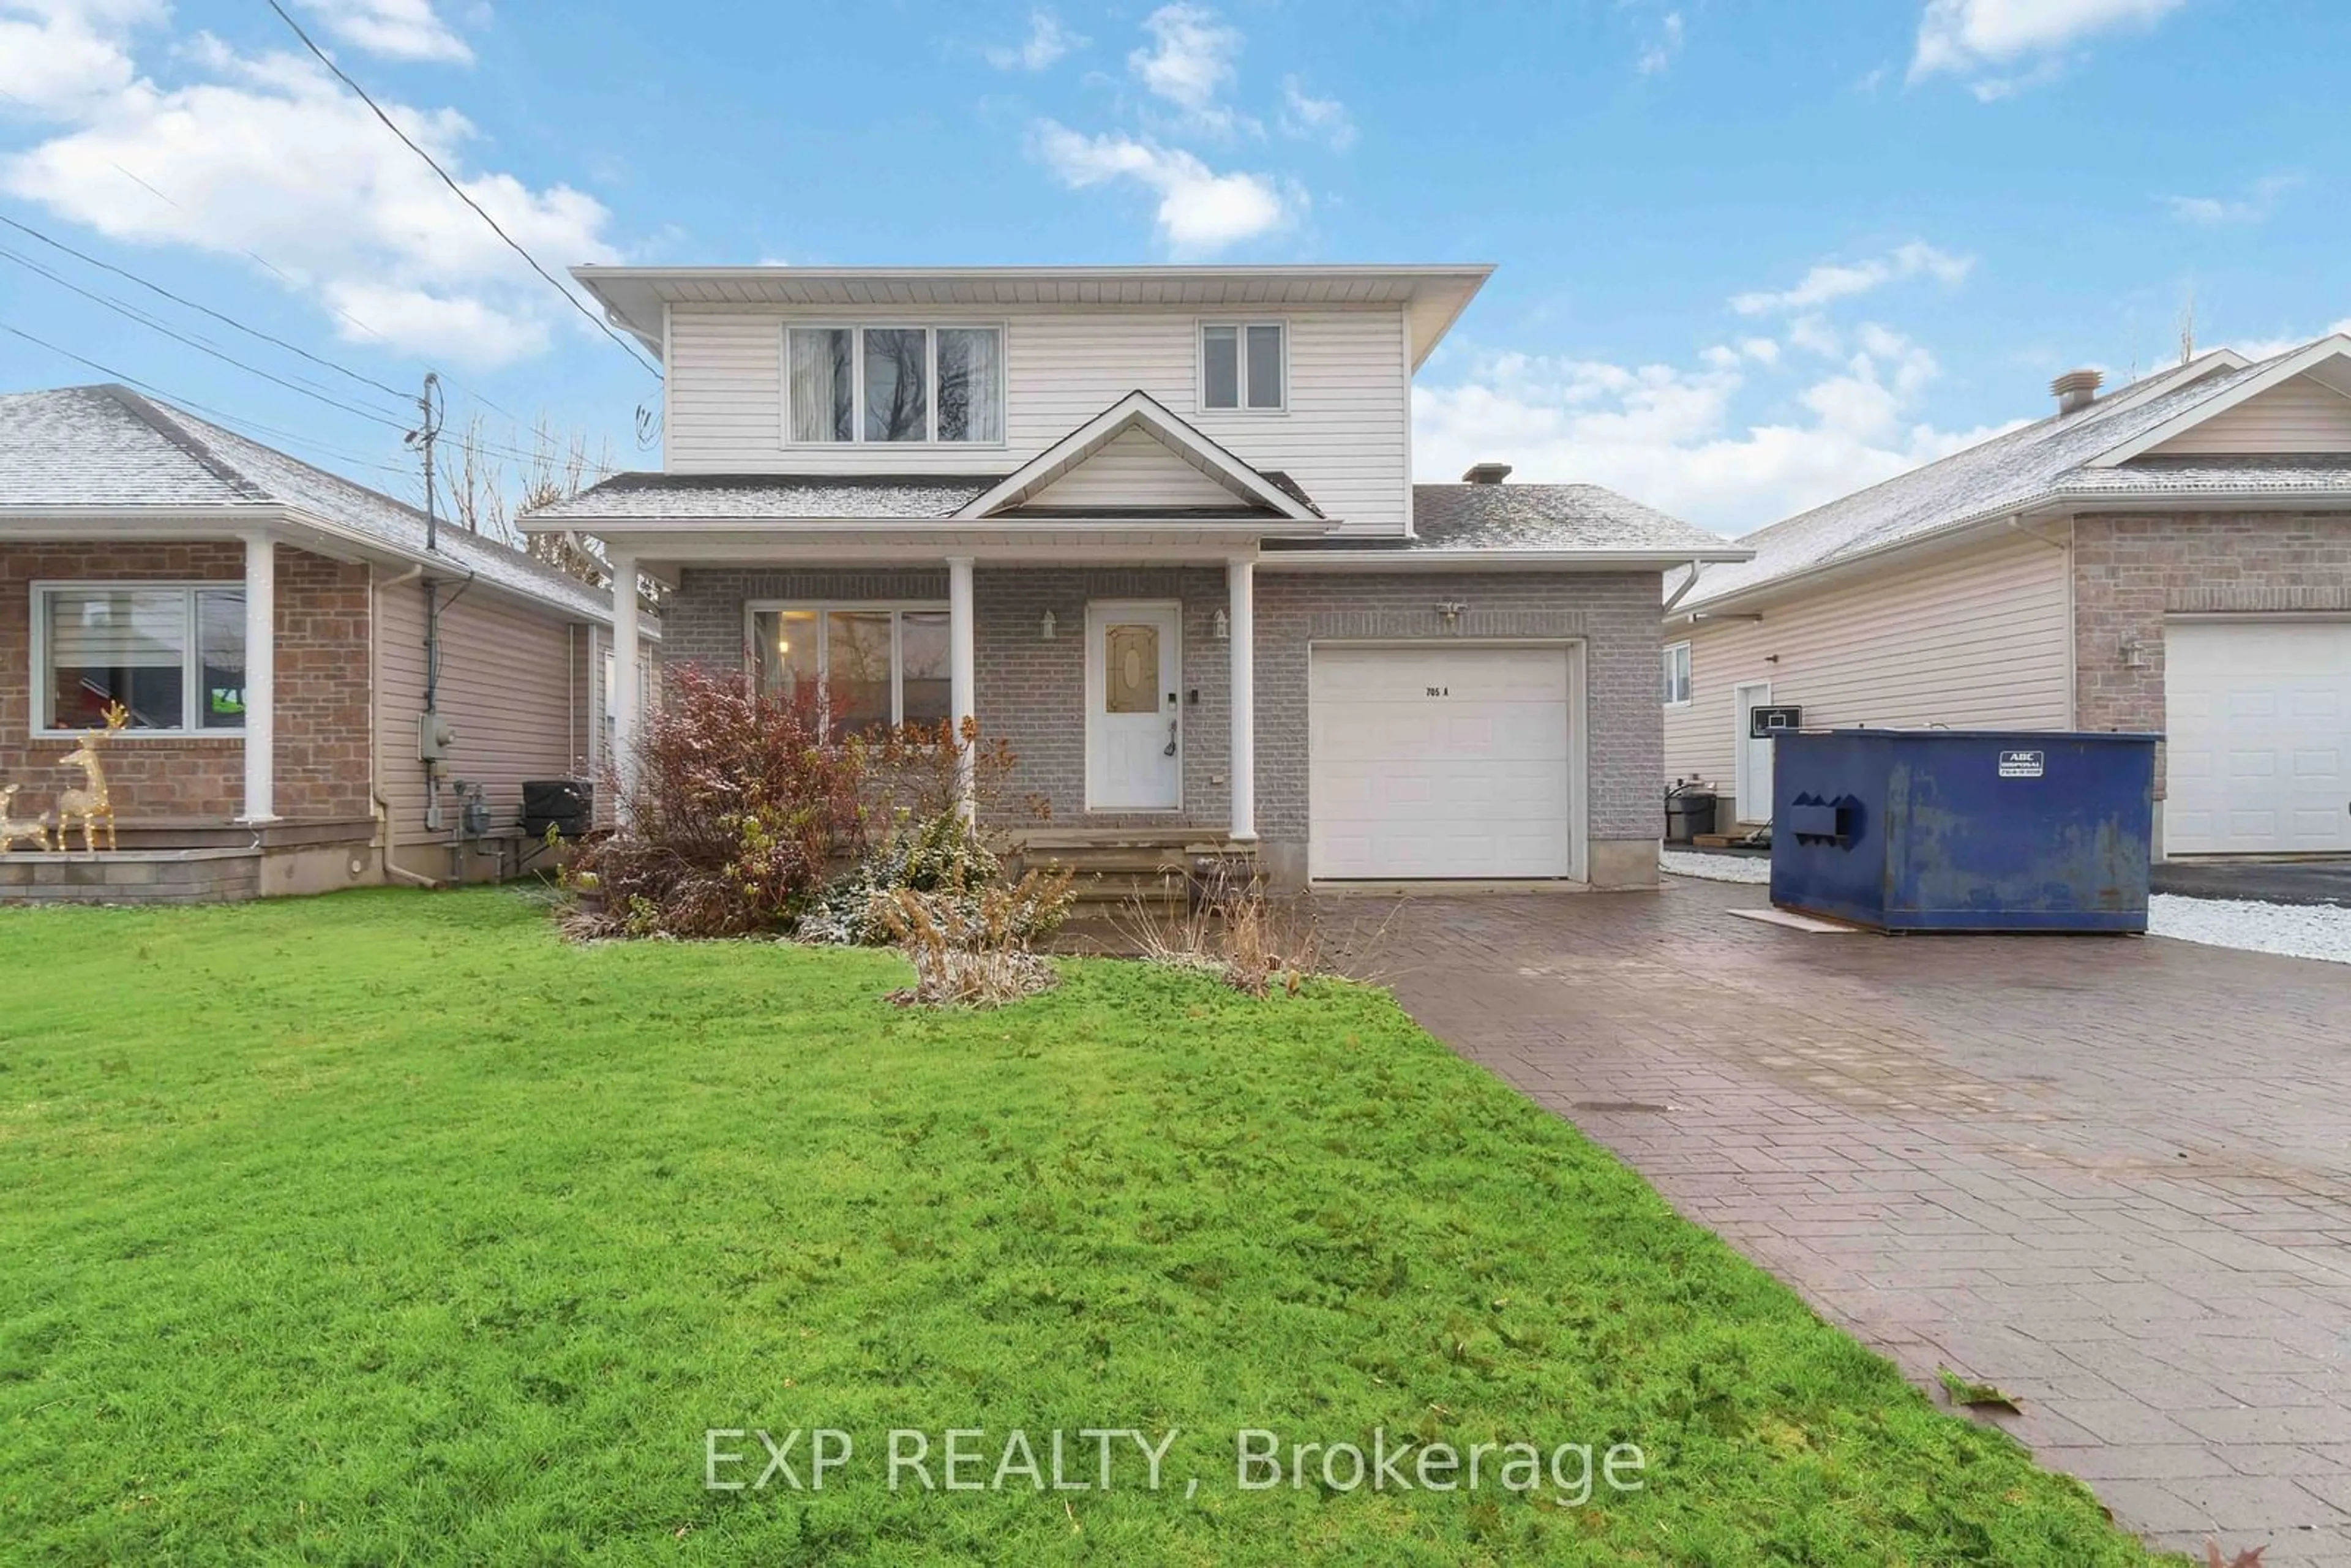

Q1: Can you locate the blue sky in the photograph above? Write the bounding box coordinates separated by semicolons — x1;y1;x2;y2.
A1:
1;0;2344;535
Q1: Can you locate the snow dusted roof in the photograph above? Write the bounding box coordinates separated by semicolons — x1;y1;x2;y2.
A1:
1673;348;2330;610
0;384;616;623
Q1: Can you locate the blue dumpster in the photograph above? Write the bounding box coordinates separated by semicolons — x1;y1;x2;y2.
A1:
1771;729;2159;933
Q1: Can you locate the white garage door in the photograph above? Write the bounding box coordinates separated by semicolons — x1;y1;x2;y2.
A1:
1308;644;1575;879
2165;620;2351;854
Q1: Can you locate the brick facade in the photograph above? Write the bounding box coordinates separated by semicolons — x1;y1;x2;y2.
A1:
664;562;1666;872
0;542;372;825
2072;511;2351;795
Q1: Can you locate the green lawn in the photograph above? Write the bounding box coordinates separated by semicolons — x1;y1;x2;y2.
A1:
0;889;2165;1565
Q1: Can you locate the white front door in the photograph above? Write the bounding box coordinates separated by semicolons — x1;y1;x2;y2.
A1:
1308;644;1575;879
2165;620;2351;853
1086;602;1182;809
1734;681;1774;824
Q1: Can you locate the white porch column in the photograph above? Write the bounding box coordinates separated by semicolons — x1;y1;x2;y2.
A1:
609;551;641;816
238;531;277;824
947;555;977;818
1227;552;1256;842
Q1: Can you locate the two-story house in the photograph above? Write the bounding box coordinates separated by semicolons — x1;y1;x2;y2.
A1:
525;264;1747;888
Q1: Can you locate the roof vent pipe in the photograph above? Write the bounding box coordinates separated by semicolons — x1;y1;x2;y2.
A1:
1461;462;1513;485
2050;369;2103;416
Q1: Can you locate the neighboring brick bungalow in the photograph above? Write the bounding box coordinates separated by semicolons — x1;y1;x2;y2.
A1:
0;384;650;902
1661;334;2351;858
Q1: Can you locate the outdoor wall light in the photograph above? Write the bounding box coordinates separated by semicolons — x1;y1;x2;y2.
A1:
1040;610;1057;641
1436;601;1468;632
2120;634;2147;669
1212;608;1230;640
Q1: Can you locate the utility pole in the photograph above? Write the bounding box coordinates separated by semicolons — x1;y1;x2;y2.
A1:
414;371;443;552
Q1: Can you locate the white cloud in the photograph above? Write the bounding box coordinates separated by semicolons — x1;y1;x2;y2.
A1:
2218;319;2351;361
1032;119;1291;252
1730;241;1973;315
0;0;163;116
2161;173;2299;225
1128;3;1248;133
1277;76;1354;151
984;9;1080;72
0;17;620;368
293;0;474;64
1413;329;2012;535
1635;10;1685;75
1910;0;2188;94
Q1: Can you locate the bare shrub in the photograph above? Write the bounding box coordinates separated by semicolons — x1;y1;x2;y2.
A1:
876;864;1078;1007
1122;859;1328;997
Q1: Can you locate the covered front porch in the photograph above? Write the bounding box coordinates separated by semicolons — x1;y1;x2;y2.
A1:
611;550;1269;847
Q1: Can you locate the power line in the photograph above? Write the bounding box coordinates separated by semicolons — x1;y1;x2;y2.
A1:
0;242;410;421
263;0;662;381
0;212;411;403
0;321;418;479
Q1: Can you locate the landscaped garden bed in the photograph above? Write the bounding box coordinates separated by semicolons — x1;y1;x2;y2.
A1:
0;890;2170;1563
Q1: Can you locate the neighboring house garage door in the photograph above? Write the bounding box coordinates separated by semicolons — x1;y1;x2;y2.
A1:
1308;644;1574;879
2165;620;2351;854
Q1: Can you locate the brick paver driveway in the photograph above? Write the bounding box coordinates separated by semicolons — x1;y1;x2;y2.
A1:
1355;876;2351;1566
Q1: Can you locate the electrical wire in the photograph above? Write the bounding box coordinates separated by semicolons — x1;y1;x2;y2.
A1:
263;0;662;381
0;212;412;403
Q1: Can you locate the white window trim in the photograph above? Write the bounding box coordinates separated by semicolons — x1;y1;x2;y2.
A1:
1662;640;1693;708
742;600;953;730
29;579;247;740
777;322;1008;449
1197;319;1288;414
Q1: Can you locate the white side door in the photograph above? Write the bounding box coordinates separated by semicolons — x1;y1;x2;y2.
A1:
1085;602;1182;809
2165;620;2351;853
1734;681;1774;824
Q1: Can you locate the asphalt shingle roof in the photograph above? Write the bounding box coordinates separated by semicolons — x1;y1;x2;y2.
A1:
533;469;1731;559
0;385;615;621
1673;352;2338;608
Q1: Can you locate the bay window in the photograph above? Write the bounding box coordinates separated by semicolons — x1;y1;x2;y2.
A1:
750;604;953;733
784;325;1003;445
36;582;246;735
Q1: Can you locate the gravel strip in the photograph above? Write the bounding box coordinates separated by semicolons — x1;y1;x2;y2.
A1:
1667;852;2351;966
2148;893;2351;967
1661;850;1771;885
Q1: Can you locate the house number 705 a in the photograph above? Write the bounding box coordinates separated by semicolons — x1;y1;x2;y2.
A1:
1425;686;1450;697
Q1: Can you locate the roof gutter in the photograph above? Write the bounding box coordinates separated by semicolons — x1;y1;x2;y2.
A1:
1261;546;1755;572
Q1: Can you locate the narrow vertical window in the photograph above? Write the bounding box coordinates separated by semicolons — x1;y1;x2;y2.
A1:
863;328;928;442
1244;323;1284;409
937;328;1003;443
1662;642;1693;706
1201;325;1240;410
787;328;853;442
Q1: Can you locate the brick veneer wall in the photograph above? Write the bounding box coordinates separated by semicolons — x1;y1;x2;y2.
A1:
273;549;372;819
0;542;372;823
1253;570;1665;849
2072;511;2351;795
663;563;1665;854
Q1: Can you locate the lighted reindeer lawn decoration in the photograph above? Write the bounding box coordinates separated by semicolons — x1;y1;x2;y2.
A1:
56;702;130;853
0;785;51;853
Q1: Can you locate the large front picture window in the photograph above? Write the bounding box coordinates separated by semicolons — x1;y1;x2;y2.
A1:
784;324;1003;445
36;583;246;735
750;605;953;733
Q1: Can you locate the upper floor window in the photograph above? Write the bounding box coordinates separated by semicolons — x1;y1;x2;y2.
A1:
1662;641;1693;707
1201;322;1284;411
784;325;1003;445
35;582;246;735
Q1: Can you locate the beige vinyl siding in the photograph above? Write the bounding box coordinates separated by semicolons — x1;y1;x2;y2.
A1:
1662;529;2072;795
665;305;1410;535
375;576;583;840
1027;426;1239;509
2151;375;2351;453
